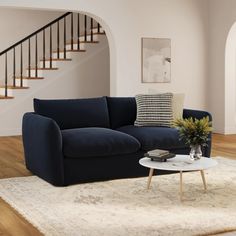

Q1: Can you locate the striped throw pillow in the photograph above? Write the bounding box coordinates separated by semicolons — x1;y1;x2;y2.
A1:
134;93;173;127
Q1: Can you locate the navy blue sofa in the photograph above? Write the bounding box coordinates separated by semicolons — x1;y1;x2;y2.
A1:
22;97;212;186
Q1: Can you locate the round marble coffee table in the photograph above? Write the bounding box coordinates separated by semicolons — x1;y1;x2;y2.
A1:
139;155;218;201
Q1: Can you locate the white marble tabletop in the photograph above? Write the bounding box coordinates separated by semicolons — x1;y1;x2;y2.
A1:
139;155;218;172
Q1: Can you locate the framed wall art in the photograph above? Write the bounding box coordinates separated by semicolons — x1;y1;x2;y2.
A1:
142;38;171;83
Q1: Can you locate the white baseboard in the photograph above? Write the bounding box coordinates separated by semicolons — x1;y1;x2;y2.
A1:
0;128;22;137
223;125;236;135
207;124;236;135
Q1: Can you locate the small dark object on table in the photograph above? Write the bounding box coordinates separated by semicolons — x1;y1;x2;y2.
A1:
144;149;176;162
150;153;176;162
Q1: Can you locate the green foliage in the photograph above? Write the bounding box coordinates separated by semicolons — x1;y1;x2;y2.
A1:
173;116;212;146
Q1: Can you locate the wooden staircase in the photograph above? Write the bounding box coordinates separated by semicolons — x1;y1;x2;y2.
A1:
0;12;105;99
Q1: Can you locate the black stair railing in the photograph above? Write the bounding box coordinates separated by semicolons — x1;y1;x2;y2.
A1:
0;11;104;98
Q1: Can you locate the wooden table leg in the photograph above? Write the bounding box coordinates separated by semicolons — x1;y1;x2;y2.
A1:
147;168;154;189
180;171;183;201
200;170;207;192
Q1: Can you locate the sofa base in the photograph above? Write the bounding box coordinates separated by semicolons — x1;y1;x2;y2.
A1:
63;148;193;186
26;147;209;186
64;152;145;185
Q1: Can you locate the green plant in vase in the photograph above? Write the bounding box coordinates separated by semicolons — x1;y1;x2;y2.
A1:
173;116;212;160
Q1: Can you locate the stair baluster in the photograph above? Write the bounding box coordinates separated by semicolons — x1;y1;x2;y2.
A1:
57;21;60;59
35;34;38;78
20;43;23;86
77;13;80;50
50;25;52;68
64;17;66;59
13;48;16;87
43;29;46;68
98;23;101;33
84;15;87;42
71;13;74;50
91;18;93;42
28;38;31;78
5;53;8;97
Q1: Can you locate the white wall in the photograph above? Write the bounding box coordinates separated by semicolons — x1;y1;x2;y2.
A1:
208;0;236;134
0;0;209;111
109;0;208;111
0;8;63;52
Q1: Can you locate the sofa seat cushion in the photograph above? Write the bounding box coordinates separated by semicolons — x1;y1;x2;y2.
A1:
117;125;187;151
62;127;141;158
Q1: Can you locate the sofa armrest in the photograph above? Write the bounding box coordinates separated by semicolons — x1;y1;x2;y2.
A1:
183;109;212;157
22;112;65;186
183;109;212;121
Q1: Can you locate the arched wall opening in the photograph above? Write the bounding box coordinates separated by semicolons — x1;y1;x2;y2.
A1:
225;22;236;134
80;11;116;96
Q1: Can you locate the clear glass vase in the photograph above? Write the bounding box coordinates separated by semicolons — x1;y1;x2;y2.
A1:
189;144;202;161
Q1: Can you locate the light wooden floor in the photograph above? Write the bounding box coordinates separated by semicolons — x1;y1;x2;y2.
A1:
0;136;41;236
0;134;235;236
211;134;236;159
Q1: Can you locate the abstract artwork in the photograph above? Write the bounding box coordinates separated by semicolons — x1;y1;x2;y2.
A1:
142;38;171;83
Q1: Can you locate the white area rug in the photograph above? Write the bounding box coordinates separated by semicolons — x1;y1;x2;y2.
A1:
0;157;236;236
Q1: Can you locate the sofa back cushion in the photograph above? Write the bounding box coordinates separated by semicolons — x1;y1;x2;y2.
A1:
106;97;136;129
34;97;110;130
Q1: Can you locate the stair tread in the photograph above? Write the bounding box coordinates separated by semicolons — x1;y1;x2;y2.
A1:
79;31;105;37
27;68;58;70
40;59;72;62
66;40;99;45
80;41;99;44
52;49;86;53
15;77;44;80
66;49;87;52
0;95;14;99
0;86;29;89
73;29;105;39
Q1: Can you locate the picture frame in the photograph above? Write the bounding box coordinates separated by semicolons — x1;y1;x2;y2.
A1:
141;38;171;83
